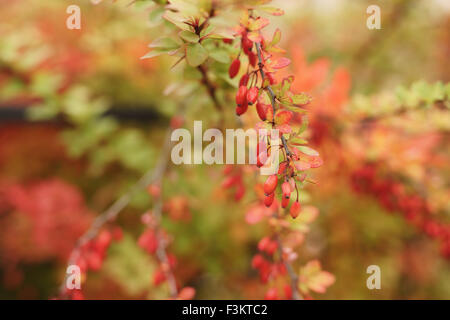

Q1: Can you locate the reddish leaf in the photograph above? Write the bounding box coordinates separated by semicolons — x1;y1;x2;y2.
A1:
271;57;291;69
248;17;270;31
274;110;293;125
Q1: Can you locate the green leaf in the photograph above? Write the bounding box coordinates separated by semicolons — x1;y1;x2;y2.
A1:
208;48;229;63
148;37;180;50
179;30;199;43
271;28;282;46
140;49;169;59
148;6;165;25
248;17;270;31
296;146;319;157
259;6;284;16
291;93;312;105
185;43;208;67
290;136;308;146
163;10;192;31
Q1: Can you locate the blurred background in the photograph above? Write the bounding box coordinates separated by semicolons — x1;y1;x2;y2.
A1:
0;0;449;299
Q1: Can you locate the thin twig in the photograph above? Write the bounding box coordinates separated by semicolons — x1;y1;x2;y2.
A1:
151;184;179;298
274;234;302;300
59;125;174;297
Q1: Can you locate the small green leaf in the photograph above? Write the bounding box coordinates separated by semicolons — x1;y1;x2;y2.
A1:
179;30;199;43
148;37;179;50
140;49;169;59
208;48;229;63
290;136;308;145
185;43;208;67
259;6;284;16
296;146;319;157
163;10;192;31
291;93;311;105
271;28;282;46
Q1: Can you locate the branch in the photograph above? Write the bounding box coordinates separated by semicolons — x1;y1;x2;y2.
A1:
275;234;302;300
59;123;175;297
151;183;178;298
255;43;292;157
198;64;224;113
256;42;301;300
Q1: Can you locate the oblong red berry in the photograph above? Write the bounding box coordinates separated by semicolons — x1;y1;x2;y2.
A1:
281;196;290;208
278;161;288;175
242;36;253;55
229;59;241;78
236;85;247;106
290;201;301;219
256;102;268;121
258;236;271;252
282;182;291;199
235;103;248;116
248;51;257;67
247;87;259;105
257;151;268;168
266;72;276;85
263;174;278;195
239;74;249;87
263;192;274;207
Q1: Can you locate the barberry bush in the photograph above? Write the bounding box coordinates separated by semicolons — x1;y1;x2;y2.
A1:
0;0;449;299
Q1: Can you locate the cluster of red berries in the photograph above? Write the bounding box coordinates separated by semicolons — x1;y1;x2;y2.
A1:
251;236;295;300
228;32;273;118
252;240;280;280
138;187;195;299
221;165;246;201
262;173;301;219
67;227;123;300
351;164;450;259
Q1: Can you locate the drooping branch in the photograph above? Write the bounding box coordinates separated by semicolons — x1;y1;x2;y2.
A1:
255;42;292;157
256;42;301;300
151;183;179;298
59;121;175;297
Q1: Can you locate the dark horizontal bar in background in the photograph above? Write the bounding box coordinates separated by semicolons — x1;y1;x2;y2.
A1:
0;104;166;124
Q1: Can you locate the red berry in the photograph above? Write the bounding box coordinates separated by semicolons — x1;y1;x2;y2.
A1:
278;162;288;175
229;59;241;78
256;102;269;121
251;254;265;269
236;103;248;116
282;182;291;199
221;176;236;188
246;87;259;105
263;192;275;207
248;51;257;67
284;284;293;300
257;151;268;168
266;240;278;255
223;38;233;44
86;251;102;271
266;72;276;85
290;201;301;219
239;74;249;87
242;36;253;55
264;288;278;300
234;182;245;201
178;287;196;300
263;175;278;195
96;230;112;251
112;227;123;241
281;196;290;208
153;268;166;286
258;236;271;252
236;85;247;106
